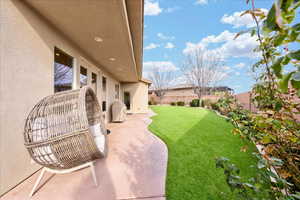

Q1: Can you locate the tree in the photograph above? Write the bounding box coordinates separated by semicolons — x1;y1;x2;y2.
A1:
182;49;227;100
54;63;72;84
148;67;174;104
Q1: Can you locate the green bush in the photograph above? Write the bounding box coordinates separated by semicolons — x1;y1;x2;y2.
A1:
149;96;157;105
189;99;200;107
210;102;219;111
200;99;204;107
214;0;300;196
170;102;176;106
150;101;157;105
177;101;185;106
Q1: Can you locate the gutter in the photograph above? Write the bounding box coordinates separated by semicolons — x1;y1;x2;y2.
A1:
120;0;139;82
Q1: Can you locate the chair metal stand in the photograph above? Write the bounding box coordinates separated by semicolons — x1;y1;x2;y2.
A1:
29;161;98;197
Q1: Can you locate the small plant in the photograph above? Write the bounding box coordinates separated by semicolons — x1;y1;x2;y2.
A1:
149;96;157;105
177;101;185;106
170;102;176;106
214;95;237;115
210;102;219;111
190;99;200;107
202;99;212;108
215;156;300;200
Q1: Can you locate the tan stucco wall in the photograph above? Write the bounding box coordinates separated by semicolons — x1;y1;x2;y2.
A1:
0;0;120;195
104;73;121;122
149;88;223;105
122;82;149;114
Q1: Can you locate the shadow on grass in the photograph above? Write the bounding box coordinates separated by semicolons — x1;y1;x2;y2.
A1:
149;106;258;200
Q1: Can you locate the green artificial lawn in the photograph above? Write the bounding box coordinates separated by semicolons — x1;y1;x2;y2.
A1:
148;106;259;200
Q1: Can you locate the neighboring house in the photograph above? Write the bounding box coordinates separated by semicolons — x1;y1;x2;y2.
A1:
149;84;233;104
0;0;147;195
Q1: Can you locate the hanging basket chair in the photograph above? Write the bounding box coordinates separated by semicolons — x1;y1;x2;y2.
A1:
111;100;127;122
24;86;108;170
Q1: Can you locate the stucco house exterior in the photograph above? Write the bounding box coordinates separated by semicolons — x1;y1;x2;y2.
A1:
149;84;233;105
0;0;148;195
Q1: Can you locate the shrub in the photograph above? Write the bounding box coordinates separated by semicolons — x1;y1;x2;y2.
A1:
210;102;219;111
190;99;200;107
217;96;240;116
202;99;212;108
200;99;205;107
177;101;185;106
149;100;157;105
170;102;176;106
149;96;157;105
214;0;300;196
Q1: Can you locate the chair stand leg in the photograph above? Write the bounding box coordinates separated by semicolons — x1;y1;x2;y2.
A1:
90;163;98;186
29;168;46;197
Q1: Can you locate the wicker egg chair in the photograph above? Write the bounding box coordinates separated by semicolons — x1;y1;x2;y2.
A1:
111;100;127;122
24;86;107;196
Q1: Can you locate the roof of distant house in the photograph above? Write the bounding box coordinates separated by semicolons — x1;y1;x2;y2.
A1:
149;84;233;92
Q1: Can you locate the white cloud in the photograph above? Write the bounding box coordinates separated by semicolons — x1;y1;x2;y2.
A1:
219;33;259;58
221;9;268;28
144;43;160;50
195;0;208;5
165;42;175;49
157;33;175;40
223;66;231;71
183;30;235;55
235;72;241;76
170;75;187;86
183;30;260;58
165;6;180;13
201;30;235;44
234;62;245;69
143;61;178;72
144;0;162;16
183;42;206;54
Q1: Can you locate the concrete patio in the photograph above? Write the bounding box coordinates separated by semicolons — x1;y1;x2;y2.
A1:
1;113;167;200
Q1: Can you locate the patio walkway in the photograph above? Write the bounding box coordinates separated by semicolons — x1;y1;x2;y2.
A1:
1;112;167;200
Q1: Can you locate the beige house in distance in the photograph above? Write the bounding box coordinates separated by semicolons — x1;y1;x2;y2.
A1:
0;0;149;195
149;84;233;105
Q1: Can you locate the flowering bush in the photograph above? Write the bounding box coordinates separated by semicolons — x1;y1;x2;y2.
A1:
216;0;300;198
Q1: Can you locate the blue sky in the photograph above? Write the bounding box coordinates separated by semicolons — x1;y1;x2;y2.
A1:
142;0;275;93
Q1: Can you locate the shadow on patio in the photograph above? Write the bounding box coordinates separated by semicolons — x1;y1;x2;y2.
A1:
1;113;168;200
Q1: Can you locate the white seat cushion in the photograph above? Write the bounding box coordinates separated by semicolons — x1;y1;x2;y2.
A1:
89;123;106;153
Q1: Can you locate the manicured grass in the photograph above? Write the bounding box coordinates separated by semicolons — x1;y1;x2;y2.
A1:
149;106;258;200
